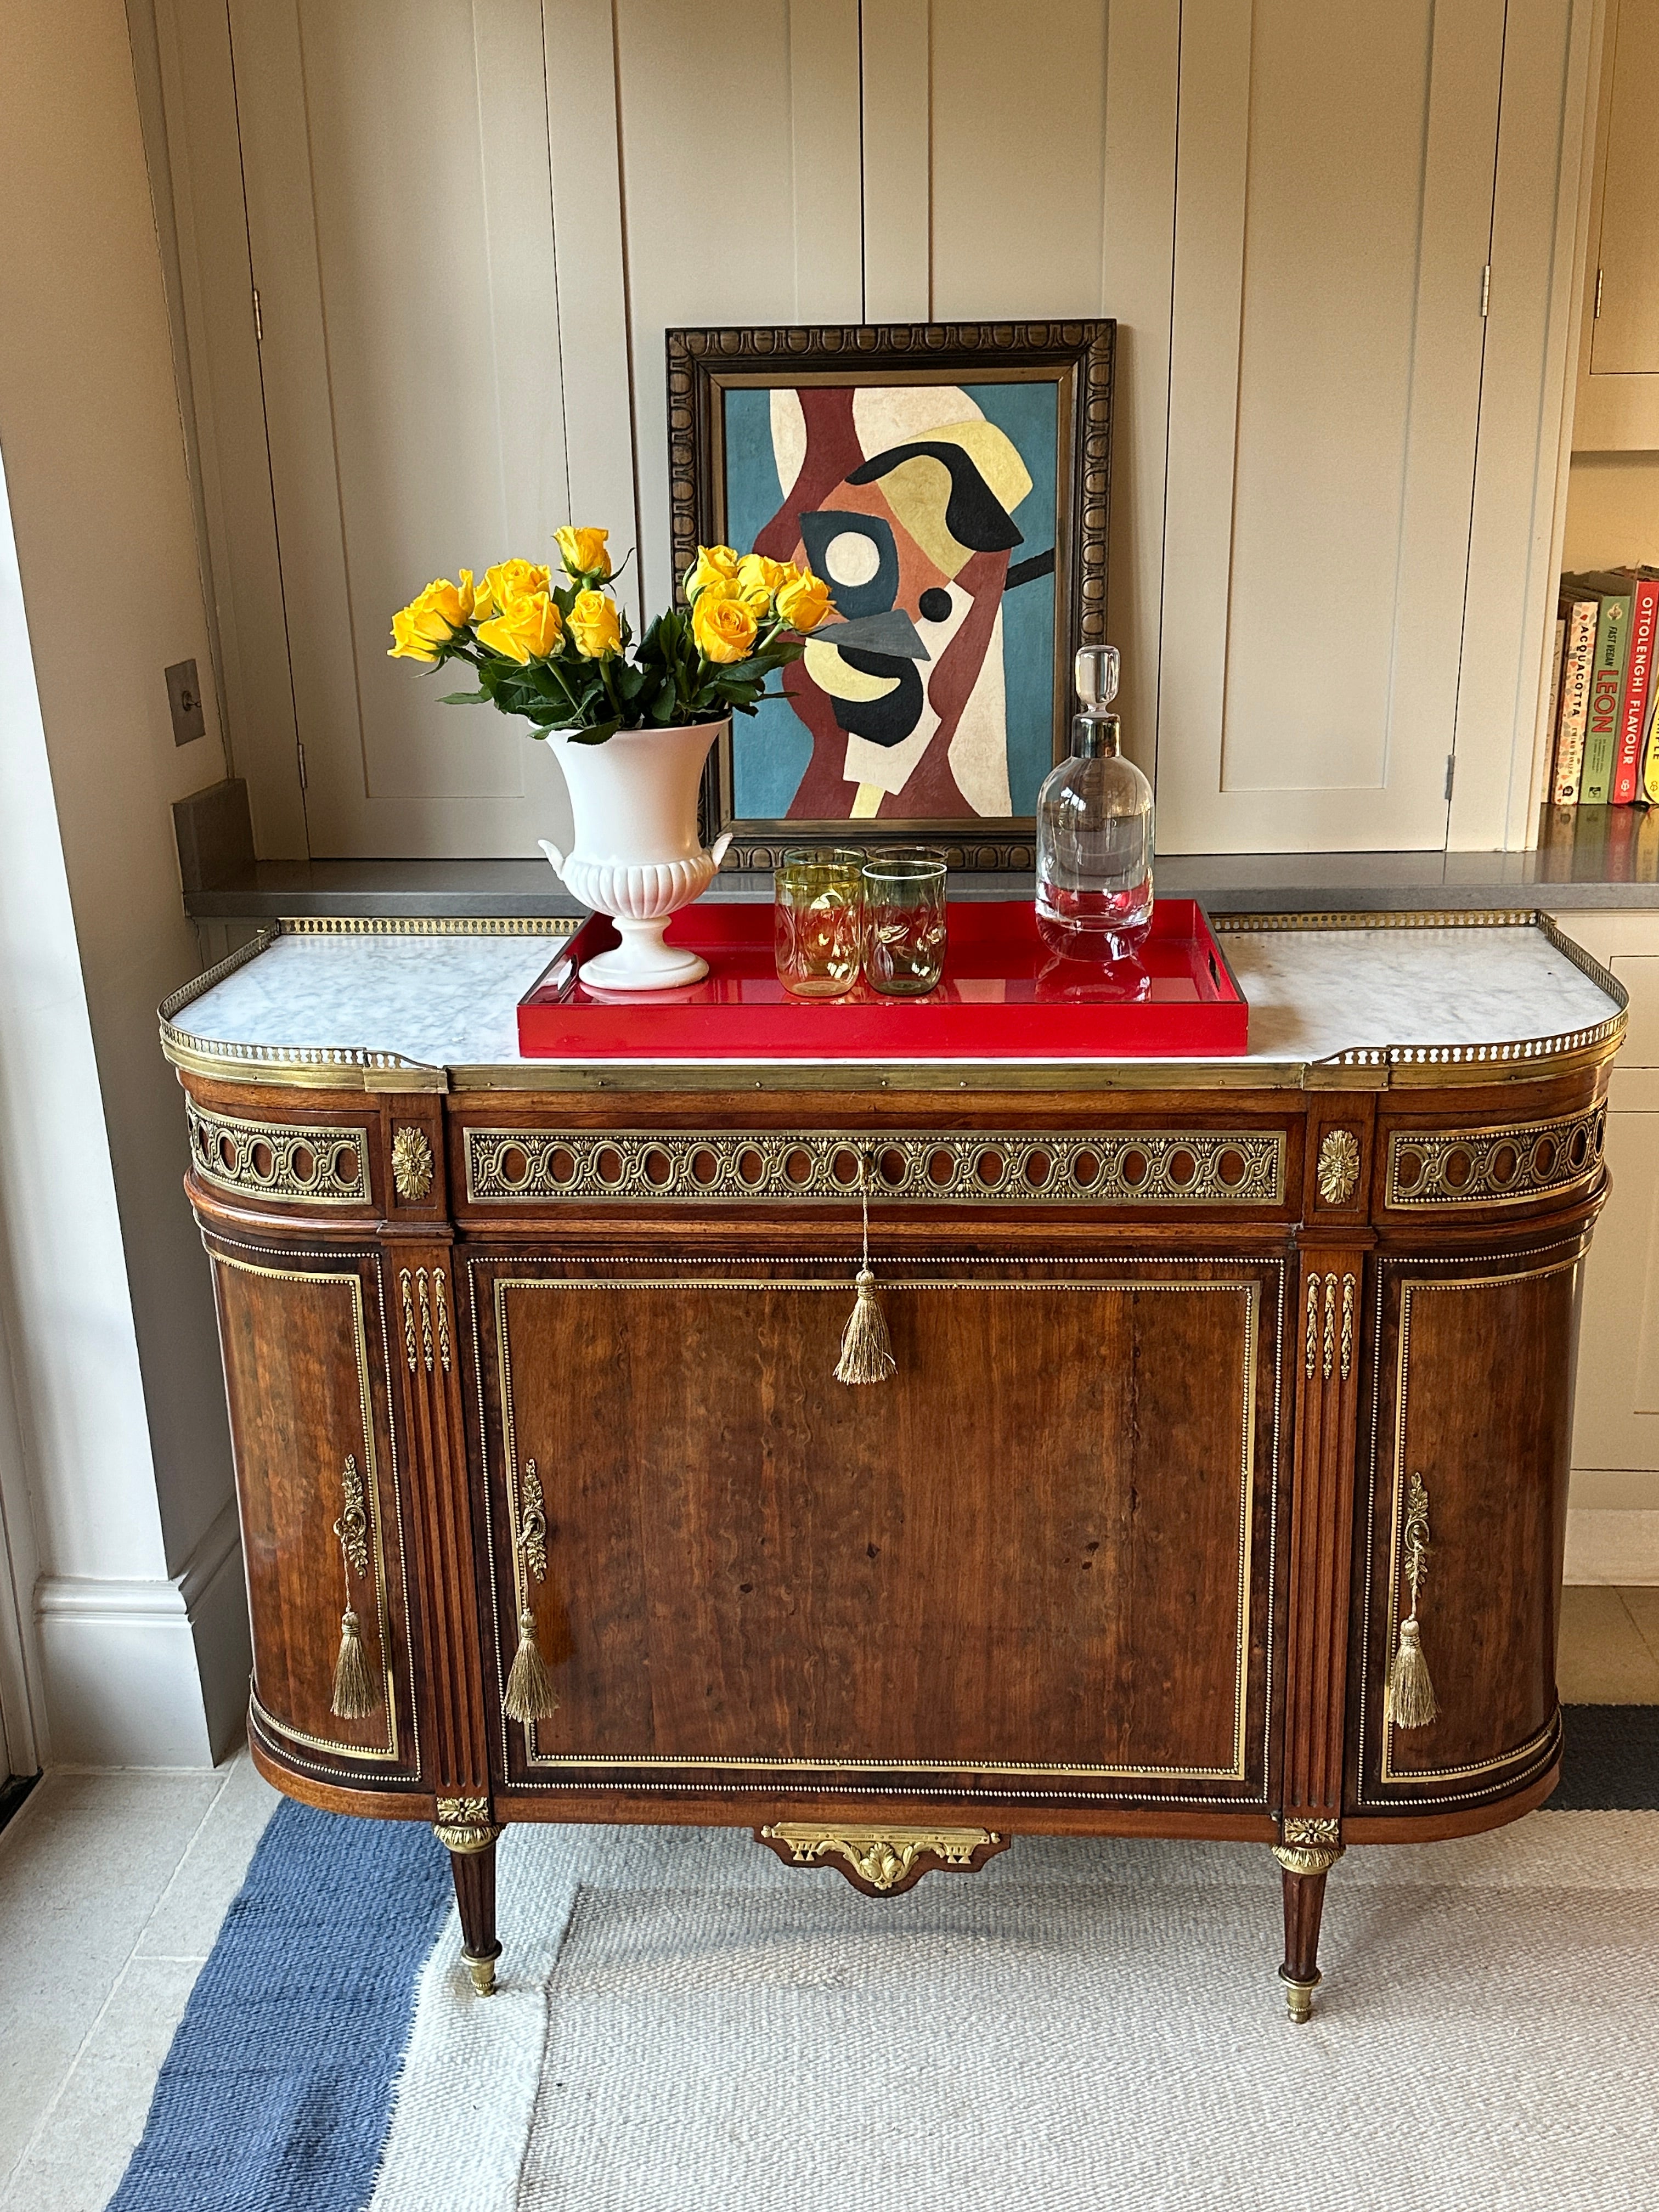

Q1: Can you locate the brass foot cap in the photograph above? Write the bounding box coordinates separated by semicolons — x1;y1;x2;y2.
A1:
1278;1968;1320;2025
462;1944;503;1998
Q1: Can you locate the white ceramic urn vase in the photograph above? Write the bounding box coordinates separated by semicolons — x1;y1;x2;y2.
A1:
540;720;732;990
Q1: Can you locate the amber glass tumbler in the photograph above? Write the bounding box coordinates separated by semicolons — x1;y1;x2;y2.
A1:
774;847;866;997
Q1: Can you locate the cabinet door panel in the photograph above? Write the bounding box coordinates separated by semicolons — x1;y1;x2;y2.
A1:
474;1256;1283;1806
1357;1250;1583;1810
211;1240;419;1781
1158;0;1502;852
227;0;588;856
1589;0;1659;377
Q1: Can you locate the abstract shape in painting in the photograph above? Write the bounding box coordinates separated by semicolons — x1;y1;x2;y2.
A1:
723;382;1058;822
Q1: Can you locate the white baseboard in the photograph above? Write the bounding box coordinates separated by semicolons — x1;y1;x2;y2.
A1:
33;1498;250;1765
1565;1507;1659;1586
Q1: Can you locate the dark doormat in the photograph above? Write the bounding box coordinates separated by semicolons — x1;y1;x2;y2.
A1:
1553;1705;1659;1808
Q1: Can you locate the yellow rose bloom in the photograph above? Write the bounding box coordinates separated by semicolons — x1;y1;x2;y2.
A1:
692;591;758;664
554;526;611;580
476;590;564;664
685;544;741;600
388;574;475;660
474;559;551;620
568;588;623;660
737;551;790;600
775;567;833;633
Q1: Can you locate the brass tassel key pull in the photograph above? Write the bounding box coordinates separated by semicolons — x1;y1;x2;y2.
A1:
1389;1471;1439;1730
330;1455;379;1720
504;1603;559;1724
504;1460;560;1724
332;1604;376;1721
835;1165;895;1386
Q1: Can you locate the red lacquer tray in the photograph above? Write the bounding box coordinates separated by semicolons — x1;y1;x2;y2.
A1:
516;899;1248;1059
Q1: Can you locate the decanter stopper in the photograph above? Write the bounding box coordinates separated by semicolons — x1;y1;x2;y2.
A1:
1074;645;1120;712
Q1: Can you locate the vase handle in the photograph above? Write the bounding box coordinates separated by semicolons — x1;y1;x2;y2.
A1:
538;839;567;881
709;832;733;869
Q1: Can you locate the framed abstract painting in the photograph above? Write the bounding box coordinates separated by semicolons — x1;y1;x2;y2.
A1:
666;320;1114;871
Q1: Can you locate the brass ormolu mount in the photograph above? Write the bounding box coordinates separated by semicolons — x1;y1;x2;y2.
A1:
756;1822;1008;1896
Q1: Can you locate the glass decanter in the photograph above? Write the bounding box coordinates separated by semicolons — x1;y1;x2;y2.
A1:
1035;644;1154;960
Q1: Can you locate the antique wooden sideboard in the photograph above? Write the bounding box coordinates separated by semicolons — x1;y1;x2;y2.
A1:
161;910;1625;2020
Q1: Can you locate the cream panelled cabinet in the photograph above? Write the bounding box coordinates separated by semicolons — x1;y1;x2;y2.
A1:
1554;910;1659;1584
1574;0;1659;452
150;0;1595;860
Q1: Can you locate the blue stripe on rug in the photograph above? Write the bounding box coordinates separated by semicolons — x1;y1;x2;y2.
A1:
108;1799;452;2212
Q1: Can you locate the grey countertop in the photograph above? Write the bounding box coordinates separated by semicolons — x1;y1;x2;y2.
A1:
183;809;1659;921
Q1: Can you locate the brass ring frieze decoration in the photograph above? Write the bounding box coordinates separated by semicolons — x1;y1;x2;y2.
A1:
185;1099;371;1206
1385;1103;1606;1209
465;1127;1286;1207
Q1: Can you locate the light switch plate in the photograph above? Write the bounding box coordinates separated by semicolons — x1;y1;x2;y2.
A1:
166;659;206;747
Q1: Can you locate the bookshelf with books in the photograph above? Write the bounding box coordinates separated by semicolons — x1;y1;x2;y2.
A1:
1547;569;1659;812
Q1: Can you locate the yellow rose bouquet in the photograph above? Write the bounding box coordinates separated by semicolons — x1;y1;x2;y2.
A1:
390;527;832;746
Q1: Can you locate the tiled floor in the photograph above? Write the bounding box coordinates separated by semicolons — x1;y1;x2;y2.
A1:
1557;1584;1659;1702
2;1595;1657;2210
0;1747;279;2211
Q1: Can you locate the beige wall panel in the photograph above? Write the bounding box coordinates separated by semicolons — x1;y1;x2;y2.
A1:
880;0;1178;778
1564;452;1659;565
544;0;642;636
152;0;308;857
1159;0;1502;854
1453;0;1600;854
617;0;862;617
862;0;933;321
928;1;1108;320
1099;3;1180;785
230;0;577;855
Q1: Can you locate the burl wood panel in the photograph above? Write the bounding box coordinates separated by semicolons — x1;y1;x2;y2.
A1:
1360;1248;1581;1802
478;1259;1279;1796
211;1243;417;1779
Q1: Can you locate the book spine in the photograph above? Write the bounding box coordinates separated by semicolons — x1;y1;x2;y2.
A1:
1583;593;1632;804
1538;616;1566;821
1643;678;1659;803
1615;579;1659;802
1554;597;1599;804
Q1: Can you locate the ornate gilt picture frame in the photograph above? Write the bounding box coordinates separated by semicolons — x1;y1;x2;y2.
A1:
666;320;1114;872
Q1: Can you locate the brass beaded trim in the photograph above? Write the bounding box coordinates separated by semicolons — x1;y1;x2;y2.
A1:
464;1126;1286;1207
1385;1102;1606;1209
187;1099;371;1205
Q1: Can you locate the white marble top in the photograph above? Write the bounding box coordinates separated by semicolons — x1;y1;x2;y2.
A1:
169;918;1622;1076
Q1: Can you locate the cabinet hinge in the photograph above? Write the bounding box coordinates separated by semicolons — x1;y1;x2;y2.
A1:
253;286;263;344
1480;263;1491;319
297;740;308;791
1445;753;1456;803
1594;266;1605;320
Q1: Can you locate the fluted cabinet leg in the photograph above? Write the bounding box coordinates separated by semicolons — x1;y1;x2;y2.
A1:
434;1797;504;1996
1272;1831;1344;2022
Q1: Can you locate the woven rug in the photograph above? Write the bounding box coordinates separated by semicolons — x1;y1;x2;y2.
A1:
110;1711;1659;2211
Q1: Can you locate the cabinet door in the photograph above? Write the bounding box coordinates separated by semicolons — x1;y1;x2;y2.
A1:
471;1252;1285;1810
1575;0;1659;449
209;1234;420;1784
1156;0;1503;853
1356;1245;1586;1814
